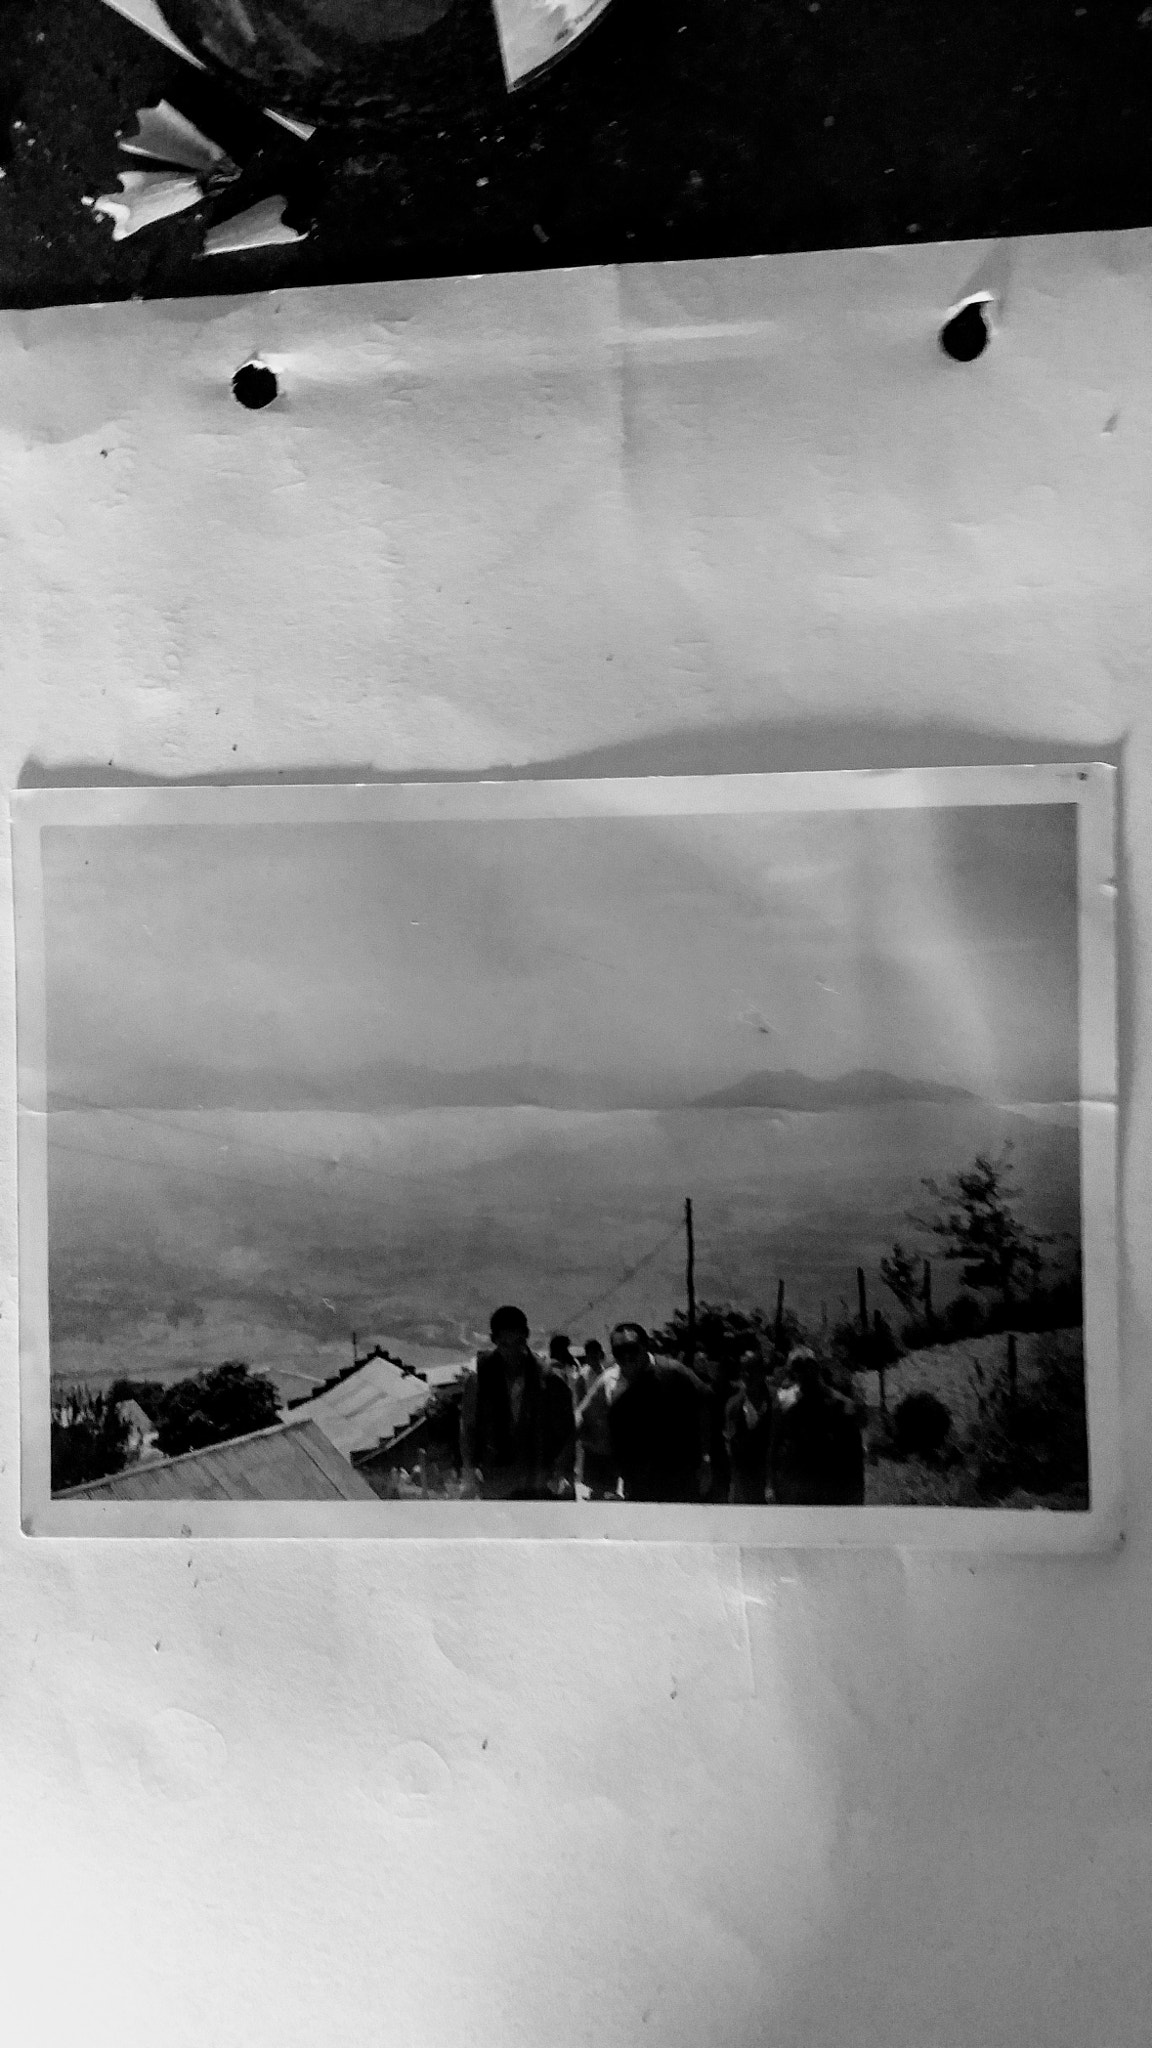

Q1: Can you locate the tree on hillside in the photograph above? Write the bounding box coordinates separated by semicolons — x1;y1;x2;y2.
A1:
155;1362;281;1459
107;1377;166;1421
879;1242;924;1319
51;1389;132;1494
652;1301;804;1375
914;1144;1050;1312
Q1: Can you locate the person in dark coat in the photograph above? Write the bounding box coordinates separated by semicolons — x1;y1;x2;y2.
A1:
606;1322;709;1503
460;1305;575;1500
696;1350;744;1504
724;1346;774;1504
768;1347;865;1506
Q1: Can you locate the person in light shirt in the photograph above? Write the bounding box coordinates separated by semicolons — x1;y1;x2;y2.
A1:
574;1338;623;1499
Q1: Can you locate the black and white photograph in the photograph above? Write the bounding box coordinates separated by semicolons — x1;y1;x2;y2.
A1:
14;764;1118;1541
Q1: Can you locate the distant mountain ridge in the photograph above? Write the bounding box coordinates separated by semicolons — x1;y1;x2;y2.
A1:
693;1067;976;1111
54;1059;978;1115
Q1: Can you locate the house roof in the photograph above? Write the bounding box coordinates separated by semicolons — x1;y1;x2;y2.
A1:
56;1416;378;1502
285;1356;437;1458
115;1399;157;1435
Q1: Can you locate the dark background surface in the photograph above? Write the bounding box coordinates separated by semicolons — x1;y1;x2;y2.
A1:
1;0;1151;309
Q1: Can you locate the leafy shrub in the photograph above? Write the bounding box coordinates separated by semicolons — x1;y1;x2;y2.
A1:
1011;1275;1083;1333
898;1313;937;1351
51;1388;132;1493
830;1311;901;1370
155;1362;280;1458
652;1302;804;1374
899;1292;990;1348
892;1390;953;1463
940;1291;986;1340
916;1144;1051;1304
106;1376;165;1420
899;1274;1083;1354
968;1334;1089;1503
829;1312;901;1421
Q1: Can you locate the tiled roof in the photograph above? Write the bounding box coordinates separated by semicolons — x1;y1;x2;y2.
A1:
285;1356;435;1458
56;1416;378;1502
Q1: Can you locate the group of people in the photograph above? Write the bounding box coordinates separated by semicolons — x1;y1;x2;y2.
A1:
457;1306;866;1506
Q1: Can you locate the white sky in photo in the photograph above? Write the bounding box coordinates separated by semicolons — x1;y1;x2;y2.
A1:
42;802;1079;1110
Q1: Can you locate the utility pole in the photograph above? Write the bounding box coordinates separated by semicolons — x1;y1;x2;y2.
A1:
773;1278;786;1356
685;1198;697;1372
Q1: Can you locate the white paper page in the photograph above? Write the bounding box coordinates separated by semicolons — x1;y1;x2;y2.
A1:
1;236;1150;2048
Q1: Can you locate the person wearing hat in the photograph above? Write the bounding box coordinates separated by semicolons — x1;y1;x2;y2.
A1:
606;1322;710;1503
459;1305;575;1500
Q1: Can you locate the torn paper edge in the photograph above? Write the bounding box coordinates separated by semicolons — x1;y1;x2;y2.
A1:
201;196;306;256
941;289;999;340
491;0;615;89
119;99;232;176
90;169;203;239
97;0;316;139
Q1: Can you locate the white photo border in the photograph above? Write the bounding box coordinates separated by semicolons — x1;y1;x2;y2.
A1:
12;762;1120;1547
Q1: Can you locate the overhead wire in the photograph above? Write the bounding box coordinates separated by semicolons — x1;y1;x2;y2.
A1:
48;1092;431;1190
559;1216;685;1329
49;1098;700;1337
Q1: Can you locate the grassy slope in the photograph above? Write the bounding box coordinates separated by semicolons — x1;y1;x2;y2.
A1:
863;1326;1086;1508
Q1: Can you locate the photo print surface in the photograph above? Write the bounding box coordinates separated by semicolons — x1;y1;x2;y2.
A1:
14;766;1119;1542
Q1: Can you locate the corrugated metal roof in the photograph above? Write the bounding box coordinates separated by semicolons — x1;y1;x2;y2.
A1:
286;1356;436;1458
57;1417;378;1502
